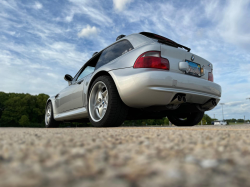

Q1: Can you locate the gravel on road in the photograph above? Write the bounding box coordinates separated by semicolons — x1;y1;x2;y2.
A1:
1;125;250;187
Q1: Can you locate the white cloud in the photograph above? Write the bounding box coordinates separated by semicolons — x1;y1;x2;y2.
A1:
77;25;98;38
0;40;90;96
203;0;220;21
113;0;133;11
64;0;113;26
65;14;74;22
34;2;43;10
225;101;245;107
217;0;250;50
47;73;59;79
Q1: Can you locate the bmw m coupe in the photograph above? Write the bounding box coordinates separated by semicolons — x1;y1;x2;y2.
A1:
45;32;221;127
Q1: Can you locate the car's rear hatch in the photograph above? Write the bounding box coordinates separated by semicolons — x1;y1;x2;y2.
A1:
140;32;213;81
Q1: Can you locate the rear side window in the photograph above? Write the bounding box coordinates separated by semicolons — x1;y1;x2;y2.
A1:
95;40;134;69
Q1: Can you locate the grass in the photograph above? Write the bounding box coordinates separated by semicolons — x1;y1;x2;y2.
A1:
228;122;247;125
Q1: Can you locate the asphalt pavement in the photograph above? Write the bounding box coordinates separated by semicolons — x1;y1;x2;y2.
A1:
1;125;250;187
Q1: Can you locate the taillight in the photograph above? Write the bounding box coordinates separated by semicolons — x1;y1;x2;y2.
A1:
133;51;169;70
208;72;213;82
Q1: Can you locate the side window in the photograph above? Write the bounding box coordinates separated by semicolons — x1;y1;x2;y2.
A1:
77;66;95;81
95;40;134;69
73;70;81;82
73;52;101;82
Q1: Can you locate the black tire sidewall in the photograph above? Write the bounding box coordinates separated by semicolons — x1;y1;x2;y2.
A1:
168;111;204;126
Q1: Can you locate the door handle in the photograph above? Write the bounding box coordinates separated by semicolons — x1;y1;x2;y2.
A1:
77;80;83;84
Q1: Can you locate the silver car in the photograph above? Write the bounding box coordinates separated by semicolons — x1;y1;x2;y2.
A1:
45;32;221;127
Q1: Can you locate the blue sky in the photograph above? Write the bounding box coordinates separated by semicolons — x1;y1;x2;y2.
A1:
0;0;250;120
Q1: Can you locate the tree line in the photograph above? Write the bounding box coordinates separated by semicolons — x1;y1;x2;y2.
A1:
0;92;49;127
0;91;230;127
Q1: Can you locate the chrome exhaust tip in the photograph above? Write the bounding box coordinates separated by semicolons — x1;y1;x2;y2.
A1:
169;94;186;105
197;99;217;111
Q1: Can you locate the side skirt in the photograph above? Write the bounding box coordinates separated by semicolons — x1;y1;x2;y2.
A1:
54;107;88;121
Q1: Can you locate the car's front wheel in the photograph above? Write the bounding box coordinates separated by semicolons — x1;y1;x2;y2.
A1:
45;101;59;128
167;111;204;126
88;75;128;127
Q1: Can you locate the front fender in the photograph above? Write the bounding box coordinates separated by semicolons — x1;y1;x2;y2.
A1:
46;96;58;115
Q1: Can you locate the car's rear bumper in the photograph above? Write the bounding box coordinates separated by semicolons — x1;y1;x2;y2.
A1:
109;67;221;108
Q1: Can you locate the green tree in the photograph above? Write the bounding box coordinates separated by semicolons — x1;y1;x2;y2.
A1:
164;117;169;125
231;118;236;123
19;115;30;126
0;92;9;119
204;114;212;124
237;119;244;123
198;114;212;125
0;92;49;127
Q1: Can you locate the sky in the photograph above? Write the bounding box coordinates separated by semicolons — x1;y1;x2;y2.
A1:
0;0;250;120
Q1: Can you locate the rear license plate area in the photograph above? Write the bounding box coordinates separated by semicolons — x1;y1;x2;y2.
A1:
185;60;201;77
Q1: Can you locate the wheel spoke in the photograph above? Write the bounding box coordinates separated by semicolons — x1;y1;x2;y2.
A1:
95;102;102;109
95;108;101;118
97;91;102;100
95;95;101;106
99;106;104;117
102;104;107;116
105;94;108;103
103;103;107;109
102;90;108;98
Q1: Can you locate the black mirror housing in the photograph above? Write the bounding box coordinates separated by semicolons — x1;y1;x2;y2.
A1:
64;74;73;82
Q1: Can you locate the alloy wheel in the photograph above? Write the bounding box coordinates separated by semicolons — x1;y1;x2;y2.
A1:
89;81;109;122
45;104;51;126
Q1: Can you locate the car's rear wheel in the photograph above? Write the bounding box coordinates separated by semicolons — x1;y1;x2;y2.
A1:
167;111;204;126
45;101;59;128
88;75;128;127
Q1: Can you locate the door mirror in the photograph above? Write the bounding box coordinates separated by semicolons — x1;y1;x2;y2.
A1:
64;74;73;82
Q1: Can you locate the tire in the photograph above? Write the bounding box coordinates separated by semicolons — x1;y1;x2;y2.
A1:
87;75;128;127
167;111;204;126
45;101;59;128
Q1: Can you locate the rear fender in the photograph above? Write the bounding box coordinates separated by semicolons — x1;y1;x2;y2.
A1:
86;71;124;106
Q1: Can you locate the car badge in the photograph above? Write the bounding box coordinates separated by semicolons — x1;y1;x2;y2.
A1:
191;55;195;61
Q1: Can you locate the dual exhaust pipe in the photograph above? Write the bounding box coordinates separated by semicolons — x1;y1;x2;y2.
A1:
169;94;217;112
170;94;187;105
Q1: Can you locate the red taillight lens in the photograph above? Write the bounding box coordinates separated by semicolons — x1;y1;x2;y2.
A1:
133;51;169;70
208;72;213;82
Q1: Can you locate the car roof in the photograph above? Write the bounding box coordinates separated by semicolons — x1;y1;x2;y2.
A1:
85;33;152;65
